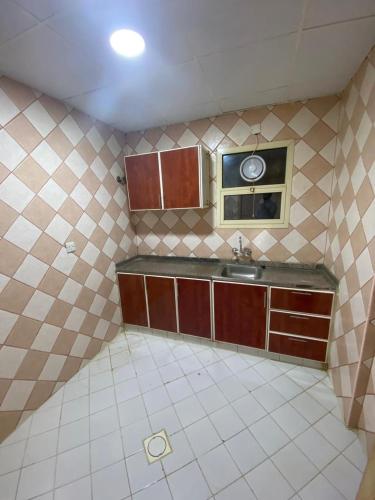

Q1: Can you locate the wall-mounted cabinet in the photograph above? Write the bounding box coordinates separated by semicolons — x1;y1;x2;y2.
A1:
124;145;209;211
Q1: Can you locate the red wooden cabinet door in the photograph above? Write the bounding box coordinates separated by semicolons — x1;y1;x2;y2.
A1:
160;147;200;208
124;153;161;210
118;274;148;326
269;333;327;362
146;276;177;332
214;282;267;349
177;278;211;338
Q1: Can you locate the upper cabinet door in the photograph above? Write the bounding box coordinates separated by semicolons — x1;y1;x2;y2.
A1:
124;152;161;210
160;146;201;209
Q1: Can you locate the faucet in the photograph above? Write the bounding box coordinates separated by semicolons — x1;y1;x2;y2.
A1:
232;236;252;262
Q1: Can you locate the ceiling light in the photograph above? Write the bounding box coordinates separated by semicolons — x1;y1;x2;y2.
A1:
110;29;145;58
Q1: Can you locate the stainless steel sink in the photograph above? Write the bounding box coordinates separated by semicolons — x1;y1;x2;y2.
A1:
221;264;263;280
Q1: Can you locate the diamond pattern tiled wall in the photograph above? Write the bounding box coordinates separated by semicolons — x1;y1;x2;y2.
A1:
0;76;136;440
324;46;375;454
126;97;340;263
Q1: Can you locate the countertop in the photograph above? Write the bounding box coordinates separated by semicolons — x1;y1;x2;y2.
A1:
116;255;338;291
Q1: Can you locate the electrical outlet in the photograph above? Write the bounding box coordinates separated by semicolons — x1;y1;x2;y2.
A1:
250;124;261;135
65;241;76;254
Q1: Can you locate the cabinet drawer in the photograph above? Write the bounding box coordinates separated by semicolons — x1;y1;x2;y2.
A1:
270;311;330;340
269;333;327;362
271;288;333;316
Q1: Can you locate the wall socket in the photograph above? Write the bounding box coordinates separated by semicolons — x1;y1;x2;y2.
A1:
65;241;76;254
250;124;261;135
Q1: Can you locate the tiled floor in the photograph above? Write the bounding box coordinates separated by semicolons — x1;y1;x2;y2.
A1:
0;328;367;500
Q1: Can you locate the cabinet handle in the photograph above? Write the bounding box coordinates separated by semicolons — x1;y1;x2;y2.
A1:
264;292;267;308
291;291;312;296
289;337;307;343
289;315;309;320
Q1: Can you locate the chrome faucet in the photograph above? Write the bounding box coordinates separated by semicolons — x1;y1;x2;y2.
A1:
232;236;252;262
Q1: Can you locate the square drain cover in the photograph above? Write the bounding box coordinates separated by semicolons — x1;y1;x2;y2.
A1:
144;429;172;463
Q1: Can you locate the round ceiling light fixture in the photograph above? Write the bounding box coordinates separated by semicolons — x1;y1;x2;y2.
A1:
110;29;145;58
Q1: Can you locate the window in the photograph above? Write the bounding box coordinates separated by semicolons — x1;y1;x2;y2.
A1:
216;140;294;228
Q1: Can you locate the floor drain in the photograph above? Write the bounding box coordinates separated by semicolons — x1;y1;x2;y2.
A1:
144;430;172;463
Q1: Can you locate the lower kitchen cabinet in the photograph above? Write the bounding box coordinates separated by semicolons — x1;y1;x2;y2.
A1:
214;281;267;349
268;333;327;361
177;278;211;338
146;276;177;332
118;273;148;327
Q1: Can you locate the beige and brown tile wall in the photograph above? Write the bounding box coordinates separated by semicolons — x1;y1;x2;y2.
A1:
126;96;340;263
0;76;136;441
324;46;375;455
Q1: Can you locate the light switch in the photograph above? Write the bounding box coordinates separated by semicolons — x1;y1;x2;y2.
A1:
65;241;76;254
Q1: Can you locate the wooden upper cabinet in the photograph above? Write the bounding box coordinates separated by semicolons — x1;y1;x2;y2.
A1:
118;274;148;327
124;146;208;211
124;152;161;210
160;147;200;209
177;278;211;338
214;282;267;349
146;276;177;332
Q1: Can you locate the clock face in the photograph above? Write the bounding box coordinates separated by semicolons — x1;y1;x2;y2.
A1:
239;155;266;182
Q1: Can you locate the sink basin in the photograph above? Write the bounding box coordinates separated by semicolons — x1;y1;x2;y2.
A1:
221;264;263;280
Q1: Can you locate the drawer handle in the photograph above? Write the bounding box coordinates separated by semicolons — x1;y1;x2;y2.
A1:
289;315;309;320
289;337;307;343
264;291;267;308
291;291;312;296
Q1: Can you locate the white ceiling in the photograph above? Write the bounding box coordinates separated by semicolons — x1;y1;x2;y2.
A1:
0;0;374;132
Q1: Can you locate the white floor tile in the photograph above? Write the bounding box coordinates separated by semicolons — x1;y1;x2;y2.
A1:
143;385;171;415
313;413;357;451
121;418;151;457
206;360;232;382
299;474;345;500
253;359;284;381
290;392;327;424
270;373;304;400
58;417;90;453
23;428;58;466
197;384;228;414
118;396;147;427
214;477;257;500
115;378;141;403
16;456;55;500
249;415;290;456
294;427;339;469
216;376;248;402
29;406;61;436
236;367;266;391
167;460;211;500
178;354;203;374
112;364;136;385
0;440;26;475
92;460;131;500
272;442;318;490
0;470;19;500
225;429;266;474
90;430;124;472
149;406;182;436
210;404;246;440
60;396;89;425
245;459;295;500
133;478;172;500
306;381;339;411
162;430;194;474
138;369;163;393
198;444;241;494
231;393;267;426
90;371;114;393
322;455;362;500
159;361;184;383
55;443;90;487
63;379;89;403
166;377;193;403
90;386;116;413
90;405;119;440
186;369;215;392
271;403;310;439
343;439;368;472
126;449;164;494
185;417;222;457
286;367;320;390
224;354;249;374
54;475;91;500
174;395;206;428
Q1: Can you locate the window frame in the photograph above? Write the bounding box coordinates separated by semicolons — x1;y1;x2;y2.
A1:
216;139;294;229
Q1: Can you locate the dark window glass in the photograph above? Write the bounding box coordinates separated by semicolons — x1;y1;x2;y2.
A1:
222;147;287;188
223;192;282;220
